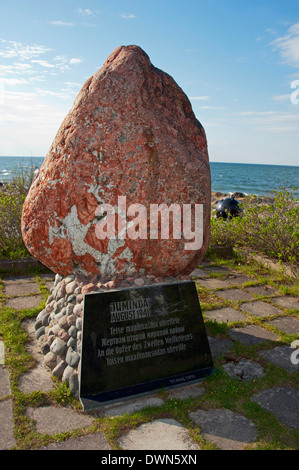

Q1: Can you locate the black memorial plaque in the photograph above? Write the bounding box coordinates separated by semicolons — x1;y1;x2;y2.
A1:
79;281;215;410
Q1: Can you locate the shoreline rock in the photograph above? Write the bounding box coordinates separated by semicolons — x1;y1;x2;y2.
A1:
211;191;275;209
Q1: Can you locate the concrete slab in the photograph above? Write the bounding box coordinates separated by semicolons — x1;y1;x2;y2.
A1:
245;285;279;297
240;301;281;318
252;387;299;429
0;400;16;449
0;366;11;398
226;274;252;285
26;406;94;434
268;316;299;335
3;282;40;296
205;307;246;323
258;346;299;372
119;419;201;450
196;278;231;289
189;408;257;450
190;268;210;278
216;289;254;302
4;295;43;310
18;364;54;394
37;432;111;450
3;275;37;284
271;296;299;310
228;325;278;345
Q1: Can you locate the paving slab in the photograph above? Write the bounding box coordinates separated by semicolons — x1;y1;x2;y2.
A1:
26;406;94;434
0;400;16;449
196;278;231;289
4;295;43;310
208;336;234;357
190;268;210;278
228;325;278;345
3;282;40;296
271;296;299;310
119;419;200;450
37;432;111;450
0;366;11;398
18;363;54;394
222;359;265;381
205;307;247;323
189;408;257;450
244;285;279;297
252;387;299;429
3;275;37;284
226;274;252;285
268;316;299;335
258;345;299;372
240;301;282;318
216;288;254;302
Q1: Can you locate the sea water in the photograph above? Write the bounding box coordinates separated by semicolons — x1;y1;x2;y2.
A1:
0;157;298;198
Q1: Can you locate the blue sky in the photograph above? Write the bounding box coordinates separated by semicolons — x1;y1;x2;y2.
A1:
0;0;298;166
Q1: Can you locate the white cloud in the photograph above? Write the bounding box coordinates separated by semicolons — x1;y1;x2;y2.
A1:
69;58;82;65
31;59;55;69
273;22;299;67
50;20;75;27
0;78;29;86
0;39;51;59
78;8;93;16
234;109;299;132
119;13;137;19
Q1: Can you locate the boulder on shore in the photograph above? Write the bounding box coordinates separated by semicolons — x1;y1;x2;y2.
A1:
21;45;211;279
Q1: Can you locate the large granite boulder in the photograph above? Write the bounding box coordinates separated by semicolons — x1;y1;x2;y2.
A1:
21;45;210;278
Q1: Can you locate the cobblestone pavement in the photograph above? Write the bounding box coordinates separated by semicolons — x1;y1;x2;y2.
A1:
0;262;298;451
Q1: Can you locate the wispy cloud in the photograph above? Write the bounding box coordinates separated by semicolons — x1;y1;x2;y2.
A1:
0;78;29;86
119;13;137;19
31;59;55;69
77;8;93;16
0;39;51;59
272;21;299;68
69;58;82;65
234;109;299;132
49;20;75;27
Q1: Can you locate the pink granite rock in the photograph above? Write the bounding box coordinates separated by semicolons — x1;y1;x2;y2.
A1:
21;45;210;278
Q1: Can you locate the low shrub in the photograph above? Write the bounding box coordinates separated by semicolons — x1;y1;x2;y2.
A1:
210;188;299;265
0;164;35;259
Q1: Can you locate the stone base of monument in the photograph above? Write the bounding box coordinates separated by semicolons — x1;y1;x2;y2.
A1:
35;274;215;409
